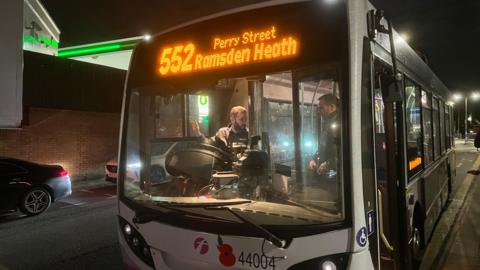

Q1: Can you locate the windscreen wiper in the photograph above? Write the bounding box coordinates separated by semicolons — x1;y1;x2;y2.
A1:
132;200;252;224
204;206;286;248
133;204;232;225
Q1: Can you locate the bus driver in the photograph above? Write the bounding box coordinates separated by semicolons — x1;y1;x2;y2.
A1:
192;106;249;152
308;93;339;176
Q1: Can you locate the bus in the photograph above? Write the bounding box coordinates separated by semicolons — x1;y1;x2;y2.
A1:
116;0;455;269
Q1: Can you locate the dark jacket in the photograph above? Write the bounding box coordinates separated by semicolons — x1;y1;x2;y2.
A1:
474;131;480;148
316;112;339;170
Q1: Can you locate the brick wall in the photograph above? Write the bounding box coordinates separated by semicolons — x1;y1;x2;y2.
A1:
0;107;120;182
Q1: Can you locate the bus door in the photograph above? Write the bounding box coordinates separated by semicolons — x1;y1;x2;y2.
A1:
373;61;409;270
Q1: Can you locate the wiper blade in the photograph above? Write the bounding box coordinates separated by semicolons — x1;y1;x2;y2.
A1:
163;200;252;208
205;206;286;248
133;204;235;224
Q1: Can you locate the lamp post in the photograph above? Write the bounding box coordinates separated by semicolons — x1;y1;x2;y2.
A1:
452;94;463;141
465;96;468;144
454;92;480;144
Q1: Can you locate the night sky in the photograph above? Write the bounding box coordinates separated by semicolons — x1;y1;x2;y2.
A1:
40;0;480;96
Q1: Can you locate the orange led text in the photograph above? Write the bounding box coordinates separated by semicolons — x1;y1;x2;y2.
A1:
157;26;299;76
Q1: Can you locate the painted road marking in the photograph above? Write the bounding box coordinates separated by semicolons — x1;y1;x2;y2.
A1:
59;202;87;209
104;194;117;199
457;163;463;168
80;189;94;193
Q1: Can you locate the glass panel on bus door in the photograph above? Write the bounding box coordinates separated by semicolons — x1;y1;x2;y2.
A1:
372;69;396;269
373;88;387;184
373;87;389;231
432;97;441;160
422;90;434;166
405;79;423;177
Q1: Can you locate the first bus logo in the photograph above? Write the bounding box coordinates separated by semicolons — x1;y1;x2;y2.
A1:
194;237;209;255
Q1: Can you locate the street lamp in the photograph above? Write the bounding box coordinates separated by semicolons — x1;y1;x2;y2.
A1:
452;94;463;138
454;92;480;144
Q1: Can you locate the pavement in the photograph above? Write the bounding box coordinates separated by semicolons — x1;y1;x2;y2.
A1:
439;141;480;270
70;176;116;191
421;139;480;270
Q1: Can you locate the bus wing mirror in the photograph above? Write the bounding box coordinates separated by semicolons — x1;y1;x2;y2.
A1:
378;73;403;103
384;81;403;103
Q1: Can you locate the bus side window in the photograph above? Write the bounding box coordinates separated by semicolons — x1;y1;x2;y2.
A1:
404;79;423;177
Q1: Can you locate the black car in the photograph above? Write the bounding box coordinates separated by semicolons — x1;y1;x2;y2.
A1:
0;157;72;216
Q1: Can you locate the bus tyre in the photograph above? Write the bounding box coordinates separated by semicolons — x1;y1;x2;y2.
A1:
411;226;424;269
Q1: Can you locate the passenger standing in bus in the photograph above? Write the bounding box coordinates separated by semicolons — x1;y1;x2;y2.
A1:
308;94;339;176
192;106;249;152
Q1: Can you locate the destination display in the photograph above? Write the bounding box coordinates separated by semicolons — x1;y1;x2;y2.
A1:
157;26;299;76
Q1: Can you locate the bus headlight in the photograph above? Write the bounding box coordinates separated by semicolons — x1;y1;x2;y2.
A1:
119;217;154;268
322;260;337;270
287;253;348;270
124;224;132;235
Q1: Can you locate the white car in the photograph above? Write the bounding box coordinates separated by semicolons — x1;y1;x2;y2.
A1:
104;142;177;184
105;158;118;182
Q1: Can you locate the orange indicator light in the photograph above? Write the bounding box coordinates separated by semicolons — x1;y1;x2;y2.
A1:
409;157;422;171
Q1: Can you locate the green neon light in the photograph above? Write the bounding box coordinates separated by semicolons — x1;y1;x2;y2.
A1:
58;44;122;58
121;43;138;50
57;40;140;58
23;36;36;43
23;35;59;48
199;96;208;106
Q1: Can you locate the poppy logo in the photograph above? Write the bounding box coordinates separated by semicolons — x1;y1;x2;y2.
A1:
194;237;209;255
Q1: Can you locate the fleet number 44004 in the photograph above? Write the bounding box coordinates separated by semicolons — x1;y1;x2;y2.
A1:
238;251;276;270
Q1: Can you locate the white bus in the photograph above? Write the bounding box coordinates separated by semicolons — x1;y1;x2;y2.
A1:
117;0;455;269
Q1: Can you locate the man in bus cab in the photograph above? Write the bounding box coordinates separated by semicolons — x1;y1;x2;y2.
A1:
308;93;339;177
192;105;249;153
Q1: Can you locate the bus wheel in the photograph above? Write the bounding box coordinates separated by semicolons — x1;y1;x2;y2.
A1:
411;226;424;269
